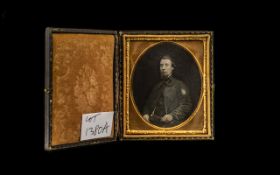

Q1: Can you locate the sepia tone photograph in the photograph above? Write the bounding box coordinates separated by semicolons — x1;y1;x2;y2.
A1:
131;42;201;128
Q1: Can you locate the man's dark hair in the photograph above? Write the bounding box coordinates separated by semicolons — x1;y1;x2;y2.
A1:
160;55;176;68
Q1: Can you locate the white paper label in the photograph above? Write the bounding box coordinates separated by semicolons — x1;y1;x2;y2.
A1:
80;112;114;141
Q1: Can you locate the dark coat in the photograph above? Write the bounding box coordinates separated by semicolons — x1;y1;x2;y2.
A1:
143;76;193;127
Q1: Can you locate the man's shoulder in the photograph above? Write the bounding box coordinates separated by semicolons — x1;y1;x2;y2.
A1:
172;77;187;88
171;78;191;96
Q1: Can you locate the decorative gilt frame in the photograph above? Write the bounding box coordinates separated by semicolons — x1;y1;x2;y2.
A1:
121;31;214;140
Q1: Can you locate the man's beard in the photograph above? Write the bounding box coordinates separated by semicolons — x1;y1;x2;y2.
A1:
160;72;171;79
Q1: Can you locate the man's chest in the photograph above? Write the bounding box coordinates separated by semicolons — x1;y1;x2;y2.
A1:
163;86;178;101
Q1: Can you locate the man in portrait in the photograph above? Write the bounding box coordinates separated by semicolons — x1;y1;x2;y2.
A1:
142;55;193;127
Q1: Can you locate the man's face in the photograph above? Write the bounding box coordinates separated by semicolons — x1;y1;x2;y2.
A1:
160;59;174;78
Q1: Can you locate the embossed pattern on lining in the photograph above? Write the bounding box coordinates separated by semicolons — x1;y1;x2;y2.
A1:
51;34;115;145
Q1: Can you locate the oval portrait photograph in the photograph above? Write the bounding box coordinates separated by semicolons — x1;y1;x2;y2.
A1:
131;42;202;128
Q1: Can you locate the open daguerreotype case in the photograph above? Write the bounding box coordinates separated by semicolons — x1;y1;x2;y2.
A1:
45;28;214;150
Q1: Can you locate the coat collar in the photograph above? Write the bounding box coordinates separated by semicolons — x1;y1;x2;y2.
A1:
162;76;175;86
